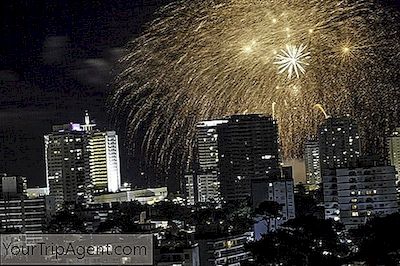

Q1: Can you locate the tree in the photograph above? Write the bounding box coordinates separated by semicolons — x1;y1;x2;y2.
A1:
350;213;400;265
46;209;87;233
294;185;324;218
96;201;147;233
254;200;282;233
246;216;350;266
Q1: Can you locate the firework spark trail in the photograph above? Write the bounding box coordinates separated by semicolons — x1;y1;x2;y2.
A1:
112;0;400;175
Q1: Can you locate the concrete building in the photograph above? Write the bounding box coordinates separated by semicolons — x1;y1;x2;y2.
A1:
45;112;121;209
85;131;121;193
322;161;398;229
92;187;168;205
197;120;228;171
185;120;228;204
197;172;220;203
387;127;400;181
318;116;361;172
185;173;196;205
0;174;27;199
0;175;55;233
44;123;86;209
304;140;321;190
156;244;200;266
217;114;280;203
197;232;253;266
0;197;48;233
26;187;49;199
252;167;296;239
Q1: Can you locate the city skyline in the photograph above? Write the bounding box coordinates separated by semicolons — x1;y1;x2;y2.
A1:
2;1;400;264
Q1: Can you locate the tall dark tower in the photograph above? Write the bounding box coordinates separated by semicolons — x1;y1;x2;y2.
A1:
318;116;361;172
217;114;280;203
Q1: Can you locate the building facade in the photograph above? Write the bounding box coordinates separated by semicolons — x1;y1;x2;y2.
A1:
323;163;398;229
217;114;280;203
44;123;86;209
252;170;296;239
185;120;228;204
45;112;121;209
304;140;321;190
0;174;27;199
197;232;253;266
156;244;200;266
318;116;361;171
0;175;54;233
85;131;121;193
387;127;400;181
92;187;168;205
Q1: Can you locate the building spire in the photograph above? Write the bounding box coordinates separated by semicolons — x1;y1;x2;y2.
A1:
82;110;96;132
85;110;90;125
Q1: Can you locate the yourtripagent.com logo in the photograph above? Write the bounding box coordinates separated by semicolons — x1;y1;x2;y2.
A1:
0;234;153;265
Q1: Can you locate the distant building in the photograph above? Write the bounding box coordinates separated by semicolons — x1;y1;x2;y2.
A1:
185;120;228;204
0;174;55;233
304;140;321;190
85;131;121;194
0;198;49;233
197;232;253;266
156;244;200;266
252;167;296;239
322;160;398;229
26;187;49;199
217;114;280;203
318;116;361;172
44;123;86;209
185;173;196;205
197;171;220;203
387;127;400;181
197;120;228;171
92;187;168;205
45;112;121;209
0;174;27;199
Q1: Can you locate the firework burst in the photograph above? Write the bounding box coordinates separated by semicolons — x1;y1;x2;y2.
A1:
275;44;310;79
112;0;400;175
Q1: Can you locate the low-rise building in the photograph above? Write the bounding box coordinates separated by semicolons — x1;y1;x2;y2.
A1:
197;232;253;266
0;197;48;233
0;175;55;233
92;187;168;205
156;244;200;266
26;187;49;199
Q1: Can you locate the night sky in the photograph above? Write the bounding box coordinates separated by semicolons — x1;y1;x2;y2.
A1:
0;0;172;188
1;0;399;189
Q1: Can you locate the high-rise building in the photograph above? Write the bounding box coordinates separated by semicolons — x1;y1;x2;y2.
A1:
387;127;400;181
217;114;280;202
318;116;361;171
196;171;220;203
85;131;121;193
45;112;121;209
185;120;228;204
44;123;86;209
322;159;398;229
185;173;196;205
196;120;228;171
304;140;321;190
